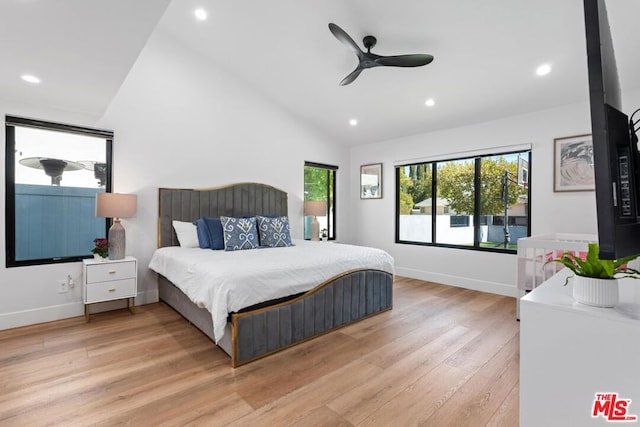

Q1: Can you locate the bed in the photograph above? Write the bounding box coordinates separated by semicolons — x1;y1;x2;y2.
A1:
152;183;394;367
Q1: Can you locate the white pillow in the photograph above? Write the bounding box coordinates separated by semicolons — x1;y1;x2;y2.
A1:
172;220;199;248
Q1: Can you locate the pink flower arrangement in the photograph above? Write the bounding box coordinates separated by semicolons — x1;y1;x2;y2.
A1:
92;238;109;258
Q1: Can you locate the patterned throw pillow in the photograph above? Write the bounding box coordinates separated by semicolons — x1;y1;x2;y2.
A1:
257;216;294;247
220;216;259;251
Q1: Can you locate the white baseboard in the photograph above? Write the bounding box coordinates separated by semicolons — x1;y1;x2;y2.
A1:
394;266;518;298
0;289;160;332
0;302;85;331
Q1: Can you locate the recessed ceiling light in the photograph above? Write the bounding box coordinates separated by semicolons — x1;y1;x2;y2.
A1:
349;119;358;126
21;74;41;84
194;8;208;20
425;98;435;107
536;64;552;76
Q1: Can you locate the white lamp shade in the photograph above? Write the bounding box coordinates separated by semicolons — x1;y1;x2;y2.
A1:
96;193;137;219
304;200;327;217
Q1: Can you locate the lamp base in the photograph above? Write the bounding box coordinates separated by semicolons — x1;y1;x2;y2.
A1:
108;219;126;260
310;217;320;241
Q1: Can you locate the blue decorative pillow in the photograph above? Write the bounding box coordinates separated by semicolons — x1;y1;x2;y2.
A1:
257;216;294;247
204;217;225;250
193;217;225;250
220;216;259;251
193;218;211;248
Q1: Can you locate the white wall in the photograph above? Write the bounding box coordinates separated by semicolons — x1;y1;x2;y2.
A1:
0;30;349;330
349;90;640;297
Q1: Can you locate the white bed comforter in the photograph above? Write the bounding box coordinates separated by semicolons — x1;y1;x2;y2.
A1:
148;239;394;343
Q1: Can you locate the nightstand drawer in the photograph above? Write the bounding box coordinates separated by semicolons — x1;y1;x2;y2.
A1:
85;278;136;303
86;261;136;284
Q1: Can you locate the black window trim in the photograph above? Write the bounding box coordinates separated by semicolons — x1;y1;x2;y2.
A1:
395;148;532;255
5;115;113;267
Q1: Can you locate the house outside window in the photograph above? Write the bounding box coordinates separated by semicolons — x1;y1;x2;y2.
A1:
5;116;113;267
396;148;531;253
304;161;337;240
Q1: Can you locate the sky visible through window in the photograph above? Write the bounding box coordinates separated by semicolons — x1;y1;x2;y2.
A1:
14;127;105;188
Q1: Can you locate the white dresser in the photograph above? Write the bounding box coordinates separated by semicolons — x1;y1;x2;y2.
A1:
520;269;640;426
82;256;137;319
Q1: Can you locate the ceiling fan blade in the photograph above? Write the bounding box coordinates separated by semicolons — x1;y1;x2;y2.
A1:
329;23;363;58
375;54;434;67
340;67;363;86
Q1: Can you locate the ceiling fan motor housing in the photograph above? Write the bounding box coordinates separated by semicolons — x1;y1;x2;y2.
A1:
363;35;377;51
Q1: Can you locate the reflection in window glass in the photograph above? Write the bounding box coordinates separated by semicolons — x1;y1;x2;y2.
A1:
6;117;112;266
435;159;475;246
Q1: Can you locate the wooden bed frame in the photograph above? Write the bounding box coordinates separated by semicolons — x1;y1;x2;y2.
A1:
157;183;393;367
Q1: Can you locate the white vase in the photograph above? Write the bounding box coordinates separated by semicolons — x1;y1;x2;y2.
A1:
572;276;619;308
93;254;106;262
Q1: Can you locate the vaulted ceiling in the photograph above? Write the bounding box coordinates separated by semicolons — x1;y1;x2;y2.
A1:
2;0;639;145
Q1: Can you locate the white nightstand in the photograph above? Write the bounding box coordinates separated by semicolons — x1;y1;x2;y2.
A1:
82;256;137;320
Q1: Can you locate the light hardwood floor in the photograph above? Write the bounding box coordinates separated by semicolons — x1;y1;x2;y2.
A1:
0;277;519;426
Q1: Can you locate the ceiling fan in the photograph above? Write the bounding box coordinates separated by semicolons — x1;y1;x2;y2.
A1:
328;23;434;86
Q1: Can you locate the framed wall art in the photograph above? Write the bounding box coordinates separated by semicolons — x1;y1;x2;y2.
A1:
553;134;594;192
360;163;382;199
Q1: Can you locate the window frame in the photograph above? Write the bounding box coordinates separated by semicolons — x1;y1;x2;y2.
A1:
395;148;531;254
5;115;113;267
304;161;337;241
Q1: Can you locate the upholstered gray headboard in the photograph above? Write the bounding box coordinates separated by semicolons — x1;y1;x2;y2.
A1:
158;183;288;248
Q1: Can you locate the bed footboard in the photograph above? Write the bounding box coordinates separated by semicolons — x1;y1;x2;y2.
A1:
158;269;393;367
231;269;393;367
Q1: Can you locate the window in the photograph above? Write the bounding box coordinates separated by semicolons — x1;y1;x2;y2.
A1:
450;215;470;228
436;158;474;246
5;116;113;267
304;161;337;240
396;149;531;253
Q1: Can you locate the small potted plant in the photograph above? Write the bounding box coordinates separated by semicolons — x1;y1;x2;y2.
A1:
92;238;109;261
546;242;640;307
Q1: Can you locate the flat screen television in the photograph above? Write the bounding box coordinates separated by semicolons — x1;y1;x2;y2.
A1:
584;0;640;259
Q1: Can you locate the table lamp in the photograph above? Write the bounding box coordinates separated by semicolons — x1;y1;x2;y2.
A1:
96;193;137;260
304;200;327;241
